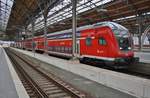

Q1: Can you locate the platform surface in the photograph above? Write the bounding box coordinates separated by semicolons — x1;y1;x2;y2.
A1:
134;47;150;52
0;47;19;98
12;48;140;98
135;51;150;63
30;56;136;98
0;46;29;98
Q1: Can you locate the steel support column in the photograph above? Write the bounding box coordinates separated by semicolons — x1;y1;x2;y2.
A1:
139;25;142;50
43;12;48;53
20;31;23;41
31;17;35;52
36;0;48;53
23;26;27;49
17;32;20;41
138;15;143;50
72;0;77;58
24;26;27;39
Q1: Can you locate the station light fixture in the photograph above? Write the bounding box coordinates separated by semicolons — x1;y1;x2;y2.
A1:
59;22;66;25
135;24;139;26
96;8;108;12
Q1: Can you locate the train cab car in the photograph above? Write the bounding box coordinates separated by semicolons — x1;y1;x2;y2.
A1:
45;21;138;67
80;22;139;67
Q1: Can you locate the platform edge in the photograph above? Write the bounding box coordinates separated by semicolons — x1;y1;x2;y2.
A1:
2;47;29;98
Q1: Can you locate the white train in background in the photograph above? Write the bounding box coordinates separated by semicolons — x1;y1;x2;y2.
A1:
133;35;150;48
0;41;14;47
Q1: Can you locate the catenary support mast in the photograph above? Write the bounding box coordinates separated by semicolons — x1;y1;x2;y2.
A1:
72;0;77;58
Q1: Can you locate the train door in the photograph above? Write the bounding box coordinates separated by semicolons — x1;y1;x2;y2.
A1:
95;29;108;57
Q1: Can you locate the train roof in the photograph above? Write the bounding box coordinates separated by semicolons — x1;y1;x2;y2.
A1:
47;24;94;36
27;21;126;39
46;21;127;36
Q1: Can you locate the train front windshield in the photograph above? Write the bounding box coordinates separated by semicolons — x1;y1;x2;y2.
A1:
117;36;131;50
95;22;132;50
110;22;132;51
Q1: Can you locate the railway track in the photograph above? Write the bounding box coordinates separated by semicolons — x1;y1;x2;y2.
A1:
5;48;91;98
85;61;150;79
78;58;150;79
9;47;150;79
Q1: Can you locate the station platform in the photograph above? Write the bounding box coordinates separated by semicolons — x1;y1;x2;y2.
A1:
134;47;150;52
0;46;29;98
11;47;150;98
135;51;150;63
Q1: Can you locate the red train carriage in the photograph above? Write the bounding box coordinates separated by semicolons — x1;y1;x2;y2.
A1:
21;36;44;51
17;21;139;67
46;22;138;65
47;32;73;57
34;36;44;51
24;38;32;50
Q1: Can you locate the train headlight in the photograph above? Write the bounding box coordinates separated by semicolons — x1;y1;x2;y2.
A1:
128;47;131;50
120;47;123;50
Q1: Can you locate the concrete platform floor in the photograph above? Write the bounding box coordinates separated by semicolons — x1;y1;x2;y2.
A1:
0;47;19;98
135;51;150;63
21;50;137;98
0;46;29;98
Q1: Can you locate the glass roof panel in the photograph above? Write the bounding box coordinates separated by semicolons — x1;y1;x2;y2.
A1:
0;0;14;31
28;0;113;31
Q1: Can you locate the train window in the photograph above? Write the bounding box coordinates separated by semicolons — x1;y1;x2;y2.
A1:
50;47;52;51
52;46;54;51
68;47;72;53
61;47;63;52
56;47;58;51
61;47;64;52
86;37;92;46
99;37;107;45
58;47;60;51
66;47;69;53
64;47;67;52
54;46;56;51
63;47;65;52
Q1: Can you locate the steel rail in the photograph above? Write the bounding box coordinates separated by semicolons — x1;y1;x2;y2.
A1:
5;49;48;98
6;48;91;98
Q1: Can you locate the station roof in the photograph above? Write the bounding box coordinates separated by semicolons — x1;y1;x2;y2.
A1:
2;0;150;37
6;0;61;33
0;0;13;32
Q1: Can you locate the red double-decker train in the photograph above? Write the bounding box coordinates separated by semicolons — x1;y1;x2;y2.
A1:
15;21;138;67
